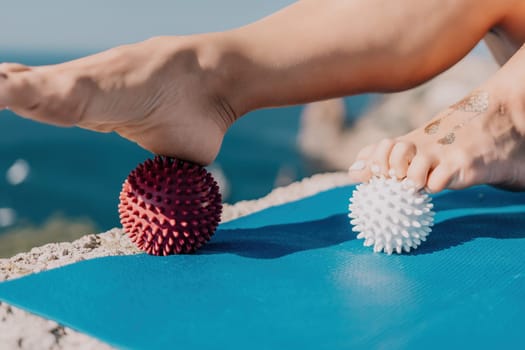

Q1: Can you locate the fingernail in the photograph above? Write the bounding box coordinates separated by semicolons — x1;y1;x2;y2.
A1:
370;163;380;174
349;160;365;171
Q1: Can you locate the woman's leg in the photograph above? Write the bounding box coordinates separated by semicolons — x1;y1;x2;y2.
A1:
0;0;509;164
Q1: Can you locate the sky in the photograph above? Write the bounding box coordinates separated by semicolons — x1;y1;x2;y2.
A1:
1;0;294;52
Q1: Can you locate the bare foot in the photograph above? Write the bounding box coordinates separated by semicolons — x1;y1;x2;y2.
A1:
0;36;237;165
348;77;525;192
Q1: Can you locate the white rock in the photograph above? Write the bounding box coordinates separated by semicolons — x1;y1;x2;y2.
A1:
0;207;16;227
6;159;30;185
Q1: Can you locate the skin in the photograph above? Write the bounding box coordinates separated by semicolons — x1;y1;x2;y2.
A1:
349;48;525;192
0;0;524;191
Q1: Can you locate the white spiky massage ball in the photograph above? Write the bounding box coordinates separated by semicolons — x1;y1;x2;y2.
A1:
348;176;435;254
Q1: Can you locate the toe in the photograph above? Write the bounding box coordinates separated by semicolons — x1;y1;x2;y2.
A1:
348;143;376;182
406;154;434;190
388;141;416;179
427;165;455;192
369;138;395;177
0;67;90;126
0;63;31;73
0;68;42;111
0;63;32;102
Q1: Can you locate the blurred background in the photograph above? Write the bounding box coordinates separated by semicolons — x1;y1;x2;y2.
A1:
0;0;495;256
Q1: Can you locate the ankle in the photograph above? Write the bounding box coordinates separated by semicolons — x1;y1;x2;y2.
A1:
173;33;247;122
178;31;265;118
145;34;243;127
194;32;243;125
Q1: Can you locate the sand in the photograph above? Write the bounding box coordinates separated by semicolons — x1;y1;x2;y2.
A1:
0;172;352;350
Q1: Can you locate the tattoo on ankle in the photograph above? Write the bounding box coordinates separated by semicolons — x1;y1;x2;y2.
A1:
451;91;489;113
437;132;456;145
424;119;441;135
427;91;490;145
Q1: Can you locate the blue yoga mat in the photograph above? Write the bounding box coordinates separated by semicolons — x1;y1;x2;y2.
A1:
0;185;524;349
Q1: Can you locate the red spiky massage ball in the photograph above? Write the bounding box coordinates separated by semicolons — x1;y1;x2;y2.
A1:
118;156;222;255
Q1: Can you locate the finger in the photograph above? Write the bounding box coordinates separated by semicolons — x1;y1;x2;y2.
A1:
406;154;433;190
389;141;416;179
